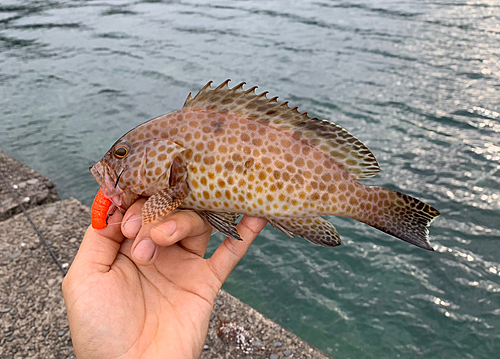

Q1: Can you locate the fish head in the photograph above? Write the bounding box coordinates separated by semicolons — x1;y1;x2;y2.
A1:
89;140;138;210
90;134;185;210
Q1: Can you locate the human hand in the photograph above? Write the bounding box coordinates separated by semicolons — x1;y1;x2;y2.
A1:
62;198;268;359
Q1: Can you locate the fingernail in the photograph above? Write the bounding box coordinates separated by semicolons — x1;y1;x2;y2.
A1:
123;215;141;238
133;239;156;263
155;221;177;237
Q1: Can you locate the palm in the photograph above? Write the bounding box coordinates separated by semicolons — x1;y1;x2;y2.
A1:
63;204;266;359
67;239;217;359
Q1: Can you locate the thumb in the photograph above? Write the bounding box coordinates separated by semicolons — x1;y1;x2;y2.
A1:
69;208;125;275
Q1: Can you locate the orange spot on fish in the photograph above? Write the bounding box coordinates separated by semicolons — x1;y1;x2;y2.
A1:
224;162;234;171
203;156;215;165
252;138;263;146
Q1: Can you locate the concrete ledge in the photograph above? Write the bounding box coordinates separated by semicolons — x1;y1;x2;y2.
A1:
0;152;331;359
204;290;327;358
0;151;59;221
0;198;84;359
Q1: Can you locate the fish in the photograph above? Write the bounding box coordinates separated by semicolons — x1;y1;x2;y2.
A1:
90;79;440;250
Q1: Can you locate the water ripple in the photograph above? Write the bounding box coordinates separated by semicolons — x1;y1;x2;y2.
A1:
1;1;499;358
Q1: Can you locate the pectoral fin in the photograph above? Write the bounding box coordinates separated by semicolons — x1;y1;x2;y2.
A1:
142;182;189;225
269;217;341;247
196;211;242;241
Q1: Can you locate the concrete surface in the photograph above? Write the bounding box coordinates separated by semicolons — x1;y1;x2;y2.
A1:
0;151;59;221
0;151;331;359
0;199;83;359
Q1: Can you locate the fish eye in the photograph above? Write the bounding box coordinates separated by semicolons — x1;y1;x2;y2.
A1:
114;146;129;159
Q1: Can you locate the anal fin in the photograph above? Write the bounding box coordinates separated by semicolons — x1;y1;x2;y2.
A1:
196;211;242;241
269;217;341;247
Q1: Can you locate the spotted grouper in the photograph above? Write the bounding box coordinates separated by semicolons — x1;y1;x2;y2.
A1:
90;80;440;250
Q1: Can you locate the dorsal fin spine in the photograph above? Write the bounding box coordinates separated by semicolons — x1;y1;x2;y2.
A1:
200;81;213;92
245;86;258;94
183;93;193;107
234;82;246;90
215;79;230;91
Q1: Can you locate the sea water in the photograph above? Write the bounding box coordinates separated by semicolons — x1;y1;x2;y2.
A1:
1;1;499;358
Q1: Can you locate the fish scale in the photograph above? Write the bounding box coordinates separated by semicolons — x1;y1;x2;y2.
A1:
90;80;440;250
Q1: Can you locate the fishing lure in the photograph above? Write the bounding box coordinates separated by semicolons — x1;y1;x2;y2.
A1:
91;189;112;229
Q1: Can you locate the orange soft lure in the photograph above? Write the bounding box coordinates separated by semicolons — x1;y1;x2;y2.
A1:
91;189;112;229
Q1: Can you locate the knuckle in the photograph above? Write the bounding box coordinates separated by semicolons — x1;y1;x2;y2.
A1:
207;259;224;287
128;198;146;212
239;216;268;238
182;210;204;224
222;238;240;258
238;217;259;237
176;211;211;235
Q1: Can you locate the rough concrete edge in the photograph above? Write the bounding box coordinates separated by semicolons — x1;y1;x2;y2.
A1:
1;198;86;359
203;289;332;358
0;150;60;221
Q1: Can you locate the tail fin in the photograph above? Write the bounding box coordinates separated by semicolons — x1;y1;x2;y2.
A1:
356;187;440;251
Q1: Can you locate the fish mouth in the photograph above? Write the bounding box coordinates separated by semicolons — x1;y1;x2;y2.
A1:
90;161;132;210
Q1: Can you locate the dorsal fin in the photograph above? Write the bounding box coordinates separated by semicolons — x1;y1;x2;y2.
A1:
184;80;380;179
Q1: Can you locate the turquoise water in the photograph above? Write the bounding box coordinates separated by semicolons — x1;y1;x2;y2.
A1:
1;0;499;357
